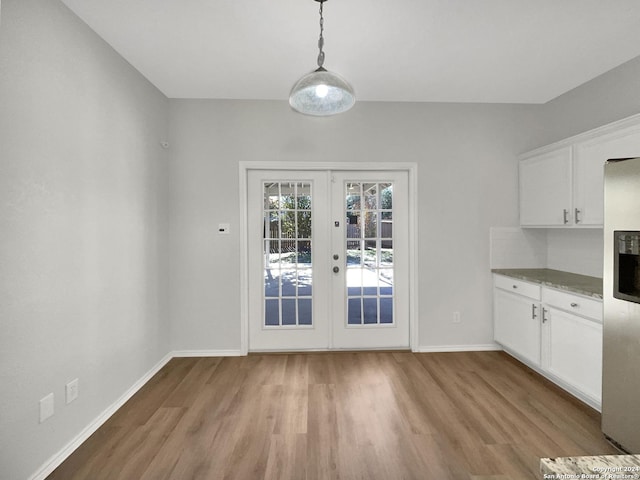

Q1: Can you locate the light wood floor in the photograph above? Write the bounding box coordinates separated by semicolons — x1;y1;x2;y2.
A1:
48;351;617;480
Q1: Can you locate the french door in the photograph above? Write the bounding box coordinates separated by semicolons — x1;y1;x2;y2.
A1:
247;169;409;351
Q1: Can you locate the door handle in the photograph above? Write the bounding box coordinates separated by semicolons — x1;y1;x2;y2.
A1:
542;308;548;323
574;208;581;224
531;304;537;319
333;266;339;273
563;209;569;224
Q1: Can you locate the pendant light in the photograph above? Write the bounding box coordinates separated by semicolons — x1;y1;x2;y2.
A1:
289;0;355;116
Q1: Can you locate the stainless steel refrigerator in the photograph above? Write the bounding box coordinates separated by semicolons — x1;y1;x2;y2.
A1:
602;157;640;453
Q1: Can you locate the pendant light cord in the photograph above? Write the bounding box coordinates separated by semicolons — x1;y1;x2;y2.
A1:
317;1;325;68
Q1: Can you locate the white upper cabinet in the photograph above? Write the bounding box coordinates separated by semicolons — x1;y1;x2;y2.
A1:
573;123;640;226
519;146;572;226
519;114;640;228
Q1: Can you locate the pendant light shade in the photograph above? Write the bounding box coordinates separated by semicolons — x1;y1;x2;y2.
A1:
289;67;355;116
289;0;355;116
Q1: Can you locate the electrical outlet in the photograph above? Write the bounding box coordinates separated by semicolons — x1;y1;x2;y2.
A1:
452;311;461;324
66;378;79;404
39;393;54;423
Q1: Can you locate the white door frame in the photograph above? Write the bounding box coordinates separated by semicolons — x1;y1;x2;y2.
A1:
238;161;419;354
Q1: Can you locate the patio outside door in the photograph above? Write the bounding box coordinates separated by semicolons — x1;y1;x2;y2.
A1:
247;169;409;351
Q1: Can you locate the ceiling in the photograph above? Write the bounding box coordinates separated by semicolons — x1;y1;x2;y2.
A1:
60;0;640;104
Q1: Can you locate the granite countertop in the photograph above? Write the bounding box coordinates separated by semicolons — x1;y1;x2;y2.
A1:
491;268;603;299
541;455;640;479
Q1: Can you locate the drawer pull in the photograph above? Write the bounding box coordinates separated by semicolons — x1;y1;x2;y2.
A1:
570;302;578;308
512;285;518;289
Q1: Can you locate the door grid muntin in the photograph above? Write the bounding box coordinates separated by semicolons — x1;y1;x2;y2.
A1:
345;182;395;326
263;181;313;328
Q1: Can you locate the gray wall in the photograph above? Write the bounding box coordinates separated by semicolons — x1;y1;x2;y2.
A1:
0;1;170;478
167;53;640;354
539;54;640;146
168;100;543;351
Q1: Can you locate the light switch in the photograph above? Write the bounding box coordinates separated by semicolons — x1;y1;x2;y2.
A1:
218;223;230;235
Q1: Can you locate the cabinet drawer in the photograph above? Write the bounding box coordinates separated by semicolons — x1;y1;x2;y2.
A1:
542;288;602;322
494;275;541;300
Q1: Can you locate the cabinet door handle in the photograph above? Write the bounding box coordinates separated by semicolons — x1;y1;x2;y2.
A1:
574;208;581;224
563;209;569;224
531;304;538;319
570;302;578;308
542;308;548;323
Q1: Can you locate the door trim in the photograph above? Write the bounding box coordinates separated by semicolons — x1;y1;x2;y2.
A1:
239;161;419;354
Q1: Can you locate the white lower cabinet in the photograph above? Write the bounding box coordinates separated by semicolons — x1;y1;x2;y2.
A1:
542;306;602;404
493;274;603;410
494;287;541;366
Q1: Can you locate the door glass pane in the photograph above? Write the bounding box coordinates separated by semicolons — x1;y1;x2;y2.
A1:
264;266;280;297
263;181;313;327
346;269;362;296
348;298;362;325
296;241;312;266
297;269;312;296
380;240;393;267
298;299;312;325
363;298;378;324
345;181;395;326
282;299;297;325
297;211;312;238
364;212;377;238
364;183;377;209
296;183;311;209
346;240;362;266
380;298;393;324
281;268;296;297
265;300;280;326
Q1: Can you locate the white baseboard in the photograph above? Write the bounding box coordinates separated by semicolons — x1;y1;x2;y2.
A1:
29;352;173;480
171;349;243;357
416;343;503;353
